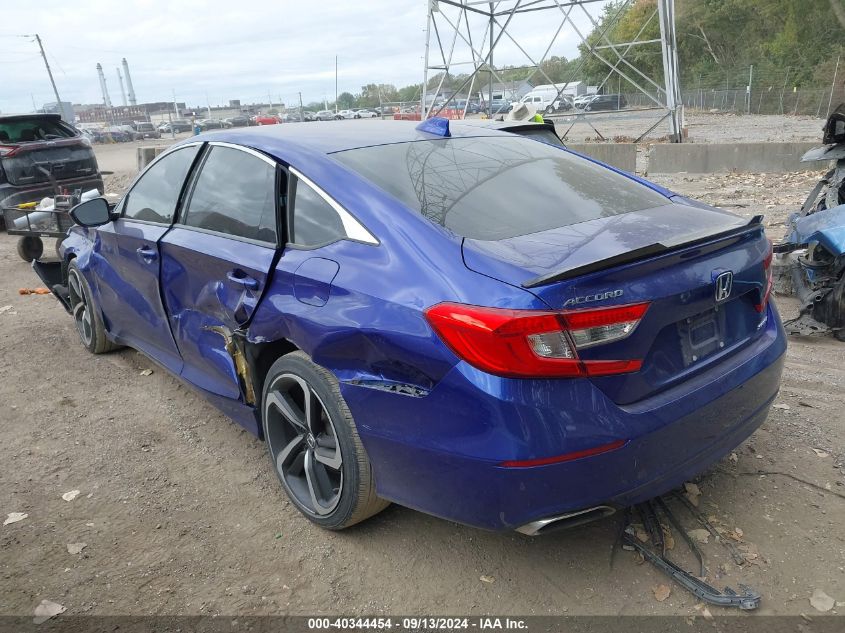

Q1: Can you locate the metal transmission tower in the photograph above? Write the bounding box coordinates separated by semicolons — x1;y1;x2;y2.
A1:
422;0;684;142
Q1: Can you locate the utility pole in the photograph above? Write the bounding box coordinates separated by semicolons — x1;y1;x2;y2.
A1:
747;65;753;114
827;53;841;119
335;56;339;113
298;92;304;122
33;34;62;115
488;3;494;118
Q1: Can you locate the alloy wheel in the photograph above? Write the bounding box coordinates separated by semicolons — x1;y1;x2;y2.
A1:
264;373;343;516
67;268;93;347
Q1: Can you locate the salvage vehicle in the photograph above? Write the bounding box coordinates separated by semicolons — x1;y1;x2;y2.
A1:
253;114;280;126
133;121;161;139
0;114;103;222
36;119;785;533
773;104;845;340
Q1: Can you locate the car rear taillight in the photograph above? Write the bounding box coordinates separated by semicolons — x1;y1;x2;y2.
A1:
755;239;773;313
424;302;650;378
0;145;21;158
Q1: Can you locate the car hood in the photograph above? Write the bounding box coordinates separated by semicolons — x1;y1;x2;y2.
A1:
461;201;747;289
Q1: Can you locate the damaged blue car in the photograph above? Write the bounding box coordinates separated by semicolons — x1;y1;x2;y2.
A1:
774;103;845;340
34;119;785;533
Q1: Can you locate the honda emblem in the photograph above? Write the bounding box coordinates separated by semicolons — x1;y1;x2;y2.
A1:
714;271;733;303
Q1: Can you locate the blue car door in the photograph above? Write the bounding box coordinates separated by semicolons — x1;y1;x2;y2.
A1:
158;143;280;401
94;144;202;373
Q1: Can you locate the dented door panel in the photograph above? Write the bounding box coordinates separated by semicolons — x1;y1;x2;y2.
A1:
159;227;275;400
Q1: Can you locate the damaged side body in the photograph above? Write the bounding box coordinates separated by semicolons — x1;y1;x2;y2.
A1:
773;104;845;340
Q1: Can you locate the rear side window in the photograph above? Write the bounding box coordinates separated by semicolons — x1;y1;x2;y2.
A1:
0;117;74;143
291;176;347;247
124;145;200;224
332;136;667;241
183;146;278;243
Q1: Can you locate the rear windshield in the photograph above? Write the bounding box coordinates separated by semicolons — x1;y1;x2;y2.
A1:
0;117;75;143
332;135;667;241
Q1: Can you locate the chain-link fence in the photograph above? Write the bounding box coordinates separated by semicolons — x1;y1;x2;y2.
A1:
621;65;845;117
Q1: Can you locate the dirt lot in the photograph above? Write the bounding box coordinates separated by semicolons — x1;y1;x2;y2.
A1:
1;139;844;620
550;110;826;144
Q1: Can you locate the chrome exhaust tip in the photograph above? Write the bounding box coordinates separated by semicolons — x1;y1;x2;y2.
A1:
515;505;616;536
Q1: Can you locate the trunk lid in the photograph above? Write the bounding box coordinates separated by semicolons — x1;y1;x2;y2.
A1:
462;202;772;404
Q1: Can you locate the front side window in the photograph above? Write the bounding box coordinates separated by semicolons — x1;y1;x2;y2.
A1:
183;145;278;243
124;145;200;223
291;176;348;247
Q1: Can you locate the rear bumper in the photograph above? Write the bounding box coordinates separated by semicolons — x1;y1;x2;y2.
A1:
342;303;787;531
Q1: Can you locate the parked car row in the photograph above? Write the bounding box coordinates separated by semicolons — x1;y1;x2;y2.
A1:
81;125;150;143
512;87;629;115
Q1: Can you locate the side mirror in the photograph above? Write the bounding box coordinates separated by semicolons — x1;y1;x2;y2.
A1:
70;197;113;227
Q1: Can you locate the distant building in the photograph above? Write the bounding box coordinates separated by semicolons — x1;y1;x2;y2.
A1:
74;101;177;124
42;101;74;123
479;80;533;102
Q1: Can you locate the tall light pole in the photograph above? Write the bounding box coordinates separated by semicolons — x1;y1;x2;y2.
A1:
32;34;63;114
335;55;338;113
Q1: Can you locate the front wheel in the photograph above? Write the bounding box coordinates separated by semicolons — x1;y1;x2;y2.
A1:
545;105;555;114
67;261;120;354
262;351;388;529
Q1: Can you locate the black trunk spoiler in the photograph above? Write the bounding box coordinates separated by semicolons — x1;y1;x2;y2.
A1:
521;215;764;289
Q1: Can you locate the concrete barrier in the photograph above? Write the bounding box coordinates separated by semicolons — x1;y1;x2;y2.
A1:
567;143;637;173
648;142;825;174
137;146;166;172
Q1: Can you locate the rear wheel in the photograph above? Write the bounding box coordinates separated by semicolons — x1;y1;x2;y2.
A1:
262;351;388;529
16;236;43;262
67;261;119;354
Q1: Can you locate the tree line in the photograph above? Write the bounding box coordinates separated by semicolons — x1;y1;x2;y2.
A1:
306;0;845;111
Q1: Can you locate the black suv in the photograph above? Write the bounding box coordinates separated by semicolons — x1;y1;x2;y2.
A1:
0;114;103;219
583;94;627;111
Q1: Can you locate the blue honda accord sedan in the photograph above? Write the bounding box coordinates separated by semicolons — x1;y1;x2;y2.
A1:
35;119;786;534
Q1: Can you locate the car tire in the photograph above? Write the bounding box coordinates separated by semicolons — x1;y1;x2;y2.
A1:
16;236;43;262
67;260;120;354
545;105;554;114
262;351;389;529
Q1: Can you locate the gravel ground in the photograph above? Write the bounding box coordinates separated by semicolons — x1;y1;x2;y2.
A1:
0;140;843;620
549;110;826;144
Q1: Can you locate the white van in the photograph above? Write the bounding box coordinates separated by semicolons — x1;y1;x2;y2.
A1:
517;86;573;113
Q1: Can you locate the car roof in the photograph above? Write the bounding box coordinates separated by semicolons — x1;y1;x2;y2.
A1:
188;119;513;156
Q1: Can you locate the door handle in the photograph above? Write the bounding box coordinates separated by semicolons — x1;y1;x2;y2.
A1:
226;270;259;290
136;245;157;261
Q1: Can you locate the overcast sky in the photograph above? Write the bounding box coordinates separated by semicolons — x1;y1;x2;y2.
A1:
0;0;607;112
